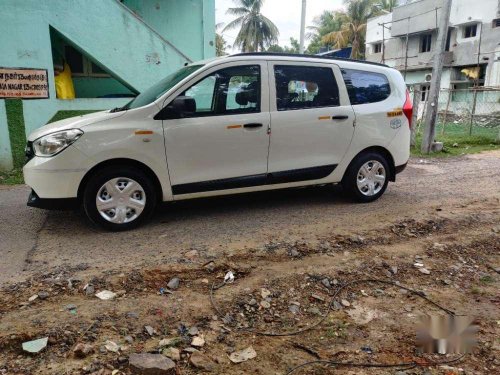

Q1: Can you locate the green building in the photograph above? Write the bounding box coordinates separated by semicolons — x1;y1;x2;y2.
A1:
0;0;215;170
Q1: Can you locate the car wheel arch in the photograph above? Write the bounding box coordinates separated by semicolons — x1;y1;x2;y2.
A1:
344;146;396;182
77;158;163;203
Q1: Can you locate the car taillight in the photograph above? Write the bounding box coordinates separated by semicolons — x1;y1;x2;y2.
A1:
403;90;413;128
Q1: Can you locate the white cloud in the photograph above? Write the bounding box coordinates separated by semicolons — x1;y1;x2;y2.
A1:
216;0;345;52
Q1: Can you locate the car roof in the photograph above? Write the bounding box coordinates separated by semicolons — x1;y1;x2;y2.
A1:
227;52;389;68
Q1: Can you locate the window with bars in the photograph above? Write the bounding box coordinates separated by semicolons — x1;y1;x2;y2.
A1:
64;45;110;77
420;34;432;53
421;85;429;101
463;24;477;38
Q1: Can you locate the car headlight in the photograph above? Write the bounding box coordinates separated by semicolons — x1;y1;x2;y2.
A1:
33;129;84;157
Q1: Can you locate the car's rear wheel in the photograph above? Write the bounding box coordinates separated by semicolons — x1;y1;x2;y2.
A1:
342;152;390;203
83;166;157;231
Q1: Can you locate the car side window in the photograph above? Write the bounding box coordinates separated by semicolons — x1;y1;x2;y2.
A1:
274;65;340;111
341;69;391;105
182;65;260;117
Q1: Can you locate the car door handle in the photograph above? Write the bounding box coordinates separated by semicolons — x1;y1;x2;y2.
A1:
243;123;263;129
331;115;349;120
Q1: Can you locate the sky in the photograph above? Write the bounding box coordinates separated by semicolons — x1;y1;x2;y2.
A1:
215;0;345;52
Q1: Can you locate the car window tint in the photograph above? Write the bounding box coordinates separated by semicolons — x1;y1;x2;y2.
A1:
274;65;339;111
182;65;260;117
341;69;391;105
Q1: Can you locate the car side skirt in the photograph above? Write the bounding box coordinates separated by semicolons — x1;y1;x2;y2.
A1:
172;164;337;195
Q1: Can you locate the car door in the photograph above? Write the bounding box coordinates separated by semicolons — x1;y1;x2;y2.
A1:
162;62;270;196
267;61;355;181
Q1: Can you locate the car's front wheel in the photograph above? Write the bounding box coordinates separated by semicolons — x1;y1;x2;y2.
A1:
342;152;390;203
83;166;157;231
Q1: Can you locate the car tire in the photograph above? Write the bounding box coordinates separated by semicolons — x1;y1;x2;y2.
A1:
342;152;390;203
83;166;157;231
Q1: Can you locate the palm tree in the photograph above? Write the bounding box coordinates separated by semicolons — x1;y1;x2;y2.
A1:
376;0;399;12
322;0;377;59
306;10;345;41
223;0;279;52
306;10;346;53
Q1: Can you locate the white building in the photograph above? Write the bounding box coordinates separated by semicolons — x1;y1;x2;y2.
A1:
365;0;500;93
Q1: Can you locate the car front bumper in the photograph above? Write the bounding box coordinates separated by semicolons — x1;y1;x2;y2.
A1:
27;189;79;210
23;145;93;201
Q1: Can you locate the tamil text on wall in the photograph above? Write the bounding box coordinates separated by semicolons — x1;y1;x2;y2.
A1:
0;67;49;99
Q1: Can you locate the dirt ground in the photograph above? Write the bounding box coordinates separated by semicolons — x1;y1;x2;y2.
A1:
0;151;499;375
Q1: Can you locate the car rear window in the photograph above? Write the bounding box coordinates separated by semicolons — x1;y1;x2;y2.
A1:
274;65;340;111
341;69;391;105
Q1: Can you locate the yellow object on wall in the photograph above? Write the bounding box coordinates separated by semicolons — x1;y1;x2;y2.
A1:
461;67;480;80
55;63;75;99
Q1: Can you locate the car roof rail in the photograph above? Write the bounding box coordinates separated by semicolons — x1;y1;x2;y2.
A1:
229;52;389;68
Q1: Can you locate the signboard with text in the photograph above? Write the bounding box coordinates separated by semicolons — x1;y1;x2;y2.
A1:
0;67;49;99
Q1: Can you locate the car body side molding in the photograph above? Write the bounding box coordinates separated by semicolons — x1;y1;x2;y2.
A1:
172;164;337;195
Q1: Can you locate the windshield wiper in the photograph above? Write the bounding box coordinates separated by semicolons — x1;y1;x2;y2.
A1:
110;106;127;113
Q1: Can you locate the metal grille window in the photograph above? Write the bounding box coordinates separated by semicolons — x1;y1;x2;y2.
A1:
64;46;84;74
463;24;477;38
493;19;500;28
421;85;429;101
373;43;382;53
420;34;432;53
64;45;110;77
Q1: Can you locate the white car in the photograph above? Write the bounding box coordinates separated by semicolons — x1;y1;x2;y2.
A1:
24;53;412;230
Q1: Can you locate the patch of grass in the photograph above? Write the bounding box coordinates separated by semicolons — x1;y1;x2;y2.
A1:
479;275;495;284
5;99;26;168
0;168;24;185
47;110;100;124
411;122;499;158
325;320;349;340
436;122;498;139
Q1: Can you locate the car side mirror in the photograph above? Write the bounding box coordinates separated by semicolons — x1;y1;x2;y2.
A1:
154;96;196;120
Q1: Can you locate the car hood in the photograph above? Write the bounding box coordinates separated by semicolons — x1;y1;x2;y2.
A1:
27;110;126;141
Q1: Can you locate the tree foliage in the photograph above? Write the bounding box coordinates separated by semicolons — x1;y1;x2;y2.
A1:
307;0;396;58
267;38;301;54
215;23;228;56
376;0;399;12
223;0;279;52
306;10;346;54
221;0;398;58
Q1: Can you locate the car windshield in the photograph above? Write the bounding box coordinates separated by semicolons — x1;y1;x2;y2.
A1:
121;64;204;110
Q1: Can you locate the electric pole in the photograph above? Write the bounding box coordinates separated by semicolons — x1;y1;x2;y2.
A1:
299;0;306;54
421;0;452;153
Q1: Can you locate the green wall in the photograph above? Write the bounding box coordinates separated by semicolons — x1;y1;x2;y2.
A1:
0;0;216;170
123;0;215;62
72;78;134;98
50;27;135;98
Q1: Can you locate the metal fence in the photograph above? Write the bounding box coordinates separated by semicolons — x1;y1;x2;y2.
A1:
408;86;500;139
